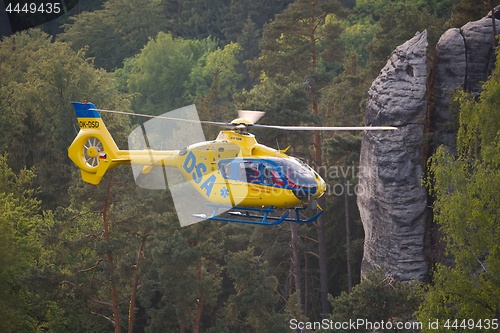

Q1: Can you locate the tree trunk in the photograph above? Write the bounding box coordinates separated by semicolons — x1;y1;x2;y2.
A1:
312;91;327;314
128;234;151;333
345;188;353;293
316;201;330;315
192;257;204;333
304;252;309;317
311;43;329;317
290;223;303;309
103;175;121;333
489;0;497;47
308;0;329;315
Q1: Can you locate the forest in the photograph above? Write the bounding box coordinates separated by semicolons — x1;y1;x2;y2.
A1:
0;0;499;332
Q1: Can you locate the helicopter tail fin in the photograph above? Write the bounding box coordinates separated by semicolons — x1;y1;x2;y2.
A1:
68;101;128;185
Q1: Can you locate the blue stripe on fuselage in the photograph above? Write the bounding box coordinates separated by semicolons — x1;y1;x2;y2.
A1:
71;101;101;118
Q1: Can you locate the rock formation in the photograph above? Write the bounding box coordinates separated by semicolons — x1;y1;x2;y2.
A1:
358;8;500;282
358;31;428;282
431;9;500;155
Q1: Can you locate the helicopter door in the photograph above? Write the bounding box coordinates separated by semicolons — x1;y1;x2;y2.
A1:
240;160;270;204
218;159;254;204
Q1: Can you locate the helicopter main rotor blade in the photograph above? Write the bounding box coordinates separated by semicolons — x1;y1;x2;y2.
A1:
91;108;234;127
92;108;397;131
251;124;398;131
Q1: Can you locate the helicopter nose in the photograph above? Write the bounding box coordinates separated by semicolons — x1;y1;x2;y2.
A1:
291;172;326;201
291;177;326;201
292;185;318;200
311;176;326;199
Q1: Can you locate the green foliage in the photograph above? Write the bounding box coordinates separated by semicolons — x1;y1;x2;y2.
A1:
0;154;56;332
211;247;288;333
0;30;131;209
341;19;378;66
161;0;293;43
141;221;224;332
320;53;369;127
353;0;457;20
446;0;500;29
343;0;453;68
187;42;245;106
322;131;365;294
40;169;174;332
161;0;229;41
117;32;218;115
241;0;372;318
117;33;246;141
235;74;312;151
3;0;498;330
330;269;424;333
59;0;166;70
365;1;445;75
417;45;500;330
254;0;346;79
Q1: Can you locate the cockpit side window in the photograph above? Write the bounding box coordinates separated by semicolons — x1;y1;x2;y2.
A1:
262;162;285;187
217;159;285;187
220;159;302;189
243;161;260;183
219;160;232;179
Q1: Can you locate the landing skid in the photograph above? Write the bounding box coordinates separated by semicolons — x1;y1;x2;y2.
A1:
193;204;323;225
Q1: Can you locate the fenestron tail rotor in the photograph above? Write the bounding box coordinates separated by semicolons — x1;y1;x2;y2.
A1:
83;137;104;168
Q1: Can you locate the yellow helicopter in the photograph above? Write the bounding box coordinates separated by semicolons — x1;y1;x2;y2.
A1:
68;101;396;225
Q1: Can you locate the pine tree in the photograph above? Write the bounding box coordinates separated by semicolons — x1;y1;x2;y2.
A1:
211;247;288;332
0;155;44;331
256;0;348;315
0;30;131;210
59;0;166;70
330;269;423;333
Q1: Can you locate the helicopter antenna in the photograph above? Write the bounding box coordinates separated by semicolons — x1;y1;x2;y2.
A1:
140;123;152;148
276;139;280;151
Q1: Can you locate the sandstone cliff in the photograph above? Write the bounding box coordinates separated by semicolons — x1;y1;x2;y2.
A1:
357;7;500;282
357;31;428;282
431;8;500;155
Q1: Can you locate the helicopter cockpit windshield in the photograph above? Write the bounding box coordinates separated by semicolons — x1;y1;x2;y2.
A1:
270;157;319;199
219;157;319;199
